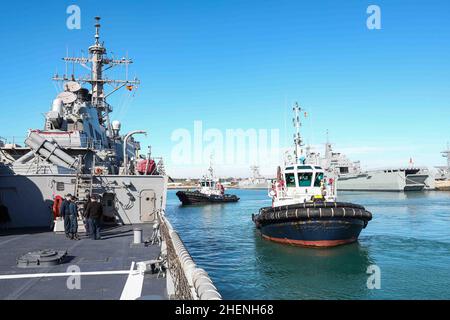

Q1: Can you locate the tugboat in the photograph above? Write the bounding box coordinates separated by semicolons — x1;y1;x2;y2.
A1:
176;161;239;205
252;103;372;247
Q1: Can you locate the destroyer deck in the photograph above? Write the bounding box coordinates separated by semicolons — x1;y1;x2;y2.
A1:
0;224;167;300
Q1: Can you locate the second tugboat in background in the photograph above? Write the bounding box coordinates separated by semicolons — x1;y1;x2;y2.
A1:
176;161;239;205
252;103;372;247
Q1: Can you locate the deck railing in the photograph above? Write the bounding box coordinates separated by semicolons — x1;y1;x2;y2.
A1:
158;211;221;300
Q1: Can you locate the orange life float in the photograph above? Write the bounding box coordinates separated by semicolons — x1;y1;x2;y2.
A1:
52;195;63;219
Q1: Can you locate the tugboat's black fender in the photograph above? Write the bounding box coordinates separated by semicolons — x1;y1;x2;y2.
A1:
253;202;372;228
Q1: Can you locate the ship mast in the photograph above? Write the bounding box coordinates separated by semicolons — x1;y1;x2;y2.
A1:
292;102;304;164
90;17;106;106
208;155;214;180
53;17;140;135
443;143;450;168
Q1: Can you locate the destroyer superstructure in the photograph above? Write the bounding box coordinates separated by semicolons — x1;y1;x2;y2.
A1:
0;17;168;228
237;166;268;189
0;17;221;301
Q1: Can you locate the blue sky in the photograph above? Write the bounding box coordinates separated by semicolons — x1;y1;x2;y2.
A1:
0;0;449;177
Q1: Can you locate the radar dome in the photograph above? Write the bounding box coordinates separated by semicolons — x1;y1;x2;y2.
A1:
112;120;121;131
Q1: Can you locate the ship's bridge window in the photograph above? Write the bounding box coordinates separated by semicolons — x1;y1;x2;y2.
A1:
339;167;349;174
314;172;324;187
284;173;296;187
297;166;312;170
298;172;313;187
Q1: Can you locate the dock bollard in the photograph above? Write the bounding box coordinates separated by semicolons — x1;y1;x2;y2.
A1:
133;228;143;244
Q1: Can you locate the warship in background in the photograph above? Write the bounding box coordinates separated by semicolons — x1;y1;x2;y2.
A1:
237;166;269;189
306;135;430;192
435;145;450;191
0;17;220;300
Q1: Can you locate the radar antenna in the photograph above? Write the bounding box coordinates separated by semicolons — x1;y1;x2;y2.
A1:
292;102;304;164
52;17;140;131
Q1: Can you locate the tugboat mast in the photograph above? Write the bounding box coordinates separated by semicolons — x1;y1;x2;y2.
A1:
292;102;304;164
52;16;140;135
208;155;214;180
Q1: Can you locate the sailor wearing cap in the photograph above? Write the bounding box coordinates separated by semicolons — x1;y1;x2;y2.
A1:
85;195;103;240
68;196;80;240
59;194;73;238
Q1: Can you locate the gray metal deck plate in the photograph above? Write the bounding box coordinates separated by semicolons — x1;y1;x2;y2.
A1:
0;224;167;300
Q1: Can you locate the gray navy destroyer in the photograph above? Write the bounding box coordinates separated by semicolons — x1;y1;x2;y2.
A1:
0;17;220;300
237;166;269;189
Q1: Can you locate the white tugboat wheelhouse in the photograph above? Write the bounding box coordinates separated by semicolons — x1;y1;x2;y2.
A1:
270;103;336;208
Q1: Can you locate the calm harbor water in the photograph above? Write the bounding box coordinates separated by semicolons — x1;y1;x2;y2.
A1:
166;190;450;299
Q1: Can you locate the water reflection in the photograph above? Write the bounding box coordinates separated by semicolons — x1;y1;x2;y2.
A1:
253;230;375;299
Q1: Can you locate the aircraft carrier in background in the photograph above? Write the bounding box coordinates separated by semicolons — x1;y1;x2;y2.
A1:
306;136;431;192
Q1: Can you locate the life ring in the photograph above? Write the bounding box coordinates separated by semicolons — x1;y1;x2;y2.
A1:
274;180;285;197
52;195;63;219
270;182;277;197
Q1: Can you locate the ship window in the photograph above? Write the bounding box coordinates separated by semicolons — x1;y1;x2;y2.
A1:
298;172;313;187
297;166;312;170
314;172;324;187
339;167;349;174
284;173;296;187
56;182;65;191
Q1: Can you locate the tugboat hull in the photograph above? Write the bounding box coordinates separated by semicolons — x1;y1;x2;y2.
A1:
253;202;372;247
176;191;239;205
259;218;365;247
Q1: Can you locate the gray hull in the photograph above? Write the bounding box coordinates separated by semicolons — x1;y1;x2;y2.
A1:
0;174;167;228
237;183;267;189
337;171;428;192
